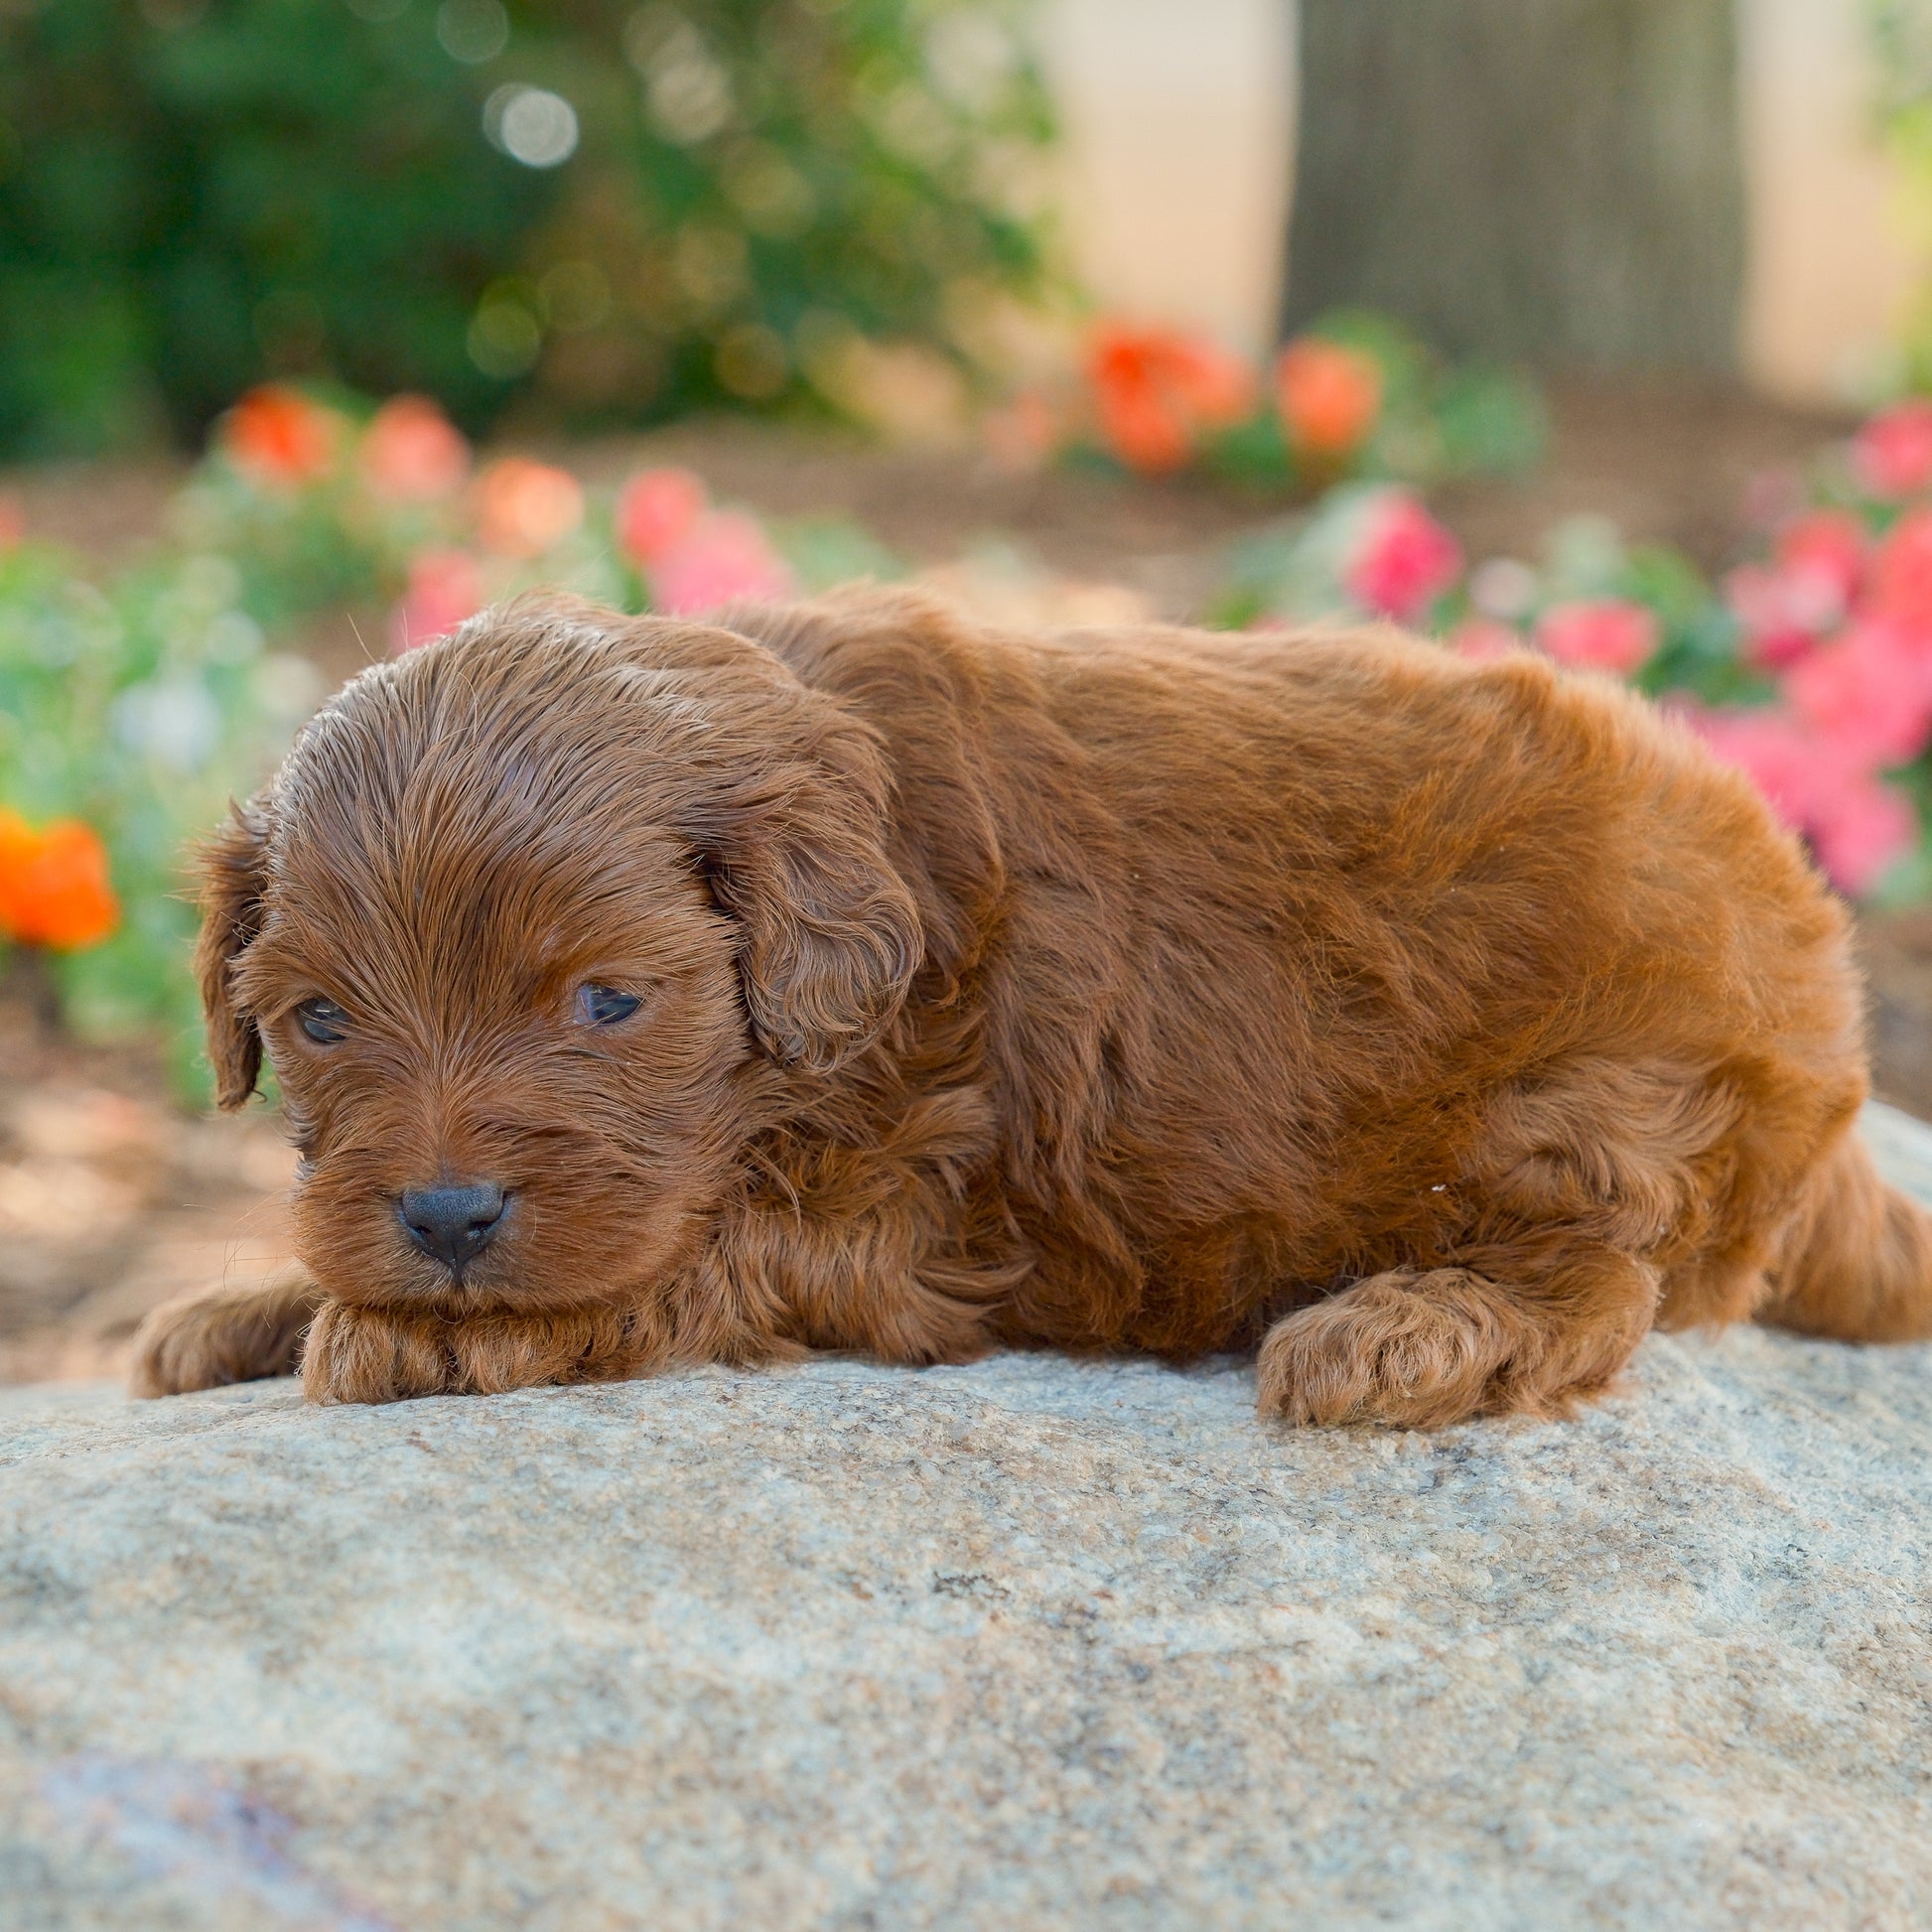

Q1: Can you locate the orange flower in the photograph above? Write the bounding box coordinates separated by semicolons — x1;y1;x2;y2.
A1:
0;810;120;951
477;457;585;558
1086;325;1254;476
1274;338;1382;459
220;386;341;487
360;395;471;501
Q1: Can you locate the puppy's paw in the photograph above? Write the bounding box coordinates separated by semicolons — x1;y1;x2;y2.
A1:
1257;1270;1515;1429
129;1272;323;1398
300;1301;454;1405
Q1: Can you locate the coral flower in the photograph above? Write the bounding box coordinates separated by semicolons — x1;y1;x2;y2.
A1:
1274;337;1382;459
1535;599;1660;677
477;458;585;558
649;510;794;616
0;810;120;951
360;396;470;501
1086;325;1253;476
389;549;484;654
1343;490;1462;622
615;468;708;565
1853;399;1932;499
220;386;340;488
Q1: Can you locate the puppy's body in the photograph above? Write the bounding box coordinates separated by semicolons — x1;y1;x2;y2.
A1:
135;590;1932;1422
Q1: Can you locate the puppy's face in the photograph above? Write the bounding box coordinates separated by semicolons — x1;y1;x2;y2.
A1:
198;600;919;1321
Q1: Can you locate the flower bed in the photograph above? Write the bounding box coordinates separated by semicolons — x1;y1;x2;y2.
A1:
1216;400;1932;902
0;384;868;1090
994;312;1544;496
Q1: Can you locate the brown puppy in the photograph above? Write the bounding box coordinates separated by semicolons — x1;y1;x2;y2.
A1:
131;587;1932;1423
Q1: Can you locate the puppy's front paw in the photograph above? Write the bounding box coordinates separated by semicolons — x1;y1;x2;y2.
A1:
1257;1271;1511;1429
130;1273;323;1397
300;1301;454;1405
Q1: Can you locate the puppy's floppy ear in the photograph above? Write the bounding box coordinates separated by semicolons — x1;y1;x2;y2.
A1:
594;609;921;1073
675;687;921;1076
194;796;271;1109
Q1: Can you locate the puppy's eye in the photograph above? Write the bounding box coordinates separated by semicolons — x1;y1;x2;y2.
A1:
295;997;349;1045
576;983;641;1028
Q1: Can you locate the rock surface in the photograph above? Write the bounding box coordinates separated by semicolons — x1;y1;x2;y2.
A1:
5;1110;1932;1930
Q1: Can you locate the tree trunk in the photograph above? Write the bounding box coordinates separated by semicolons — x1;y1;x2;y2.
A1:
1284;0;1746;374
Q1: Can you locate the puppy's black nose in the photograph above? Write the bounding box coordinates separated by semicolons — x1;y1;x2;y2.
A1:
397;1182;506;1272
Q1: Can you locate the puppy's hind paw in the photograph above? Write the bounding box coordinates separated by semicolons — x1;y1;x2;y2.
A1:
129;1271;324;1397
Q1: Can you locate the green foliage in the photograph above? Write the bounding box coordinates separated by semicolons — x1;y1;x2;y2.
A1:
0;0;1054;458
0;539;323;1091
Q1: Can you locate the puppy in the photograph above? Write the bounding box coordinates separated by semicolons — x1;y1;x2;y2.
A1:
131;587;1932;1424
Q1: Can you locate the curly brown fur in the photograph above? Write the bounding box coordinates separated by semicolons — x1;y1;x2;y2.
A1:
134;587;1932;1423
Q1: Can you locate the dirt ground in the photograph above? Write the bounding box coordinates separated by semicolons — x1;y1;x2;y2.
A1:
10;377;1932;1389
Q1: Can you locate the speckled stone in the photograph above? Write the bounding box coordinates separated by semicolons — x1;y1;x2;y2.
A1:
4;1109;1932;1930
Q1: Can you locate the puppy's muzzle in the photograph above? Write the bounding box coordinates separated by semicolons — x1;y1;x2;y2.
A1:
397;1181;508;1274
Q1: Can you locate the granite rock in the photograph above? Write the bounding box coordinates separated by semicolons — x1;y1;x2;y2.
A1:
5;1109;1932;1930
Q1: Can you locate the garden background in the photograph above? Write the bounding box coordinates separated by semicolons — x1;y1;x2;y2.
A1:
7;0;1932;1382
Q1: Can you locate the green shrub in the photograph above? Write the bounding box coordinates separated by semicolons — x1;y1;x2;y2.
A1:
0;0;1053;458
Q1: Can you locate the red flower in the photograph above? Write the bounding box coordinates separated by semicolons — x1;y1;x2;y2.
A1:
0;810;120;951
1344;491;1462;622
477;458;584;558
615;468;707;565
1535;600;1660;677
1854;400;1932;499
361;396;470;501
220;386;340;488
1086;325;1253;476
389;549;484;654
1274;338;1382;459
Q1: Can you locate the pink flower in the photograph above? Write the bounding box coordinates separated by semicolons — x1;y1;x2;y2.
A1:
616;468;708;565
1864;507;1932;627
1854;399;1932;498
1344;491;1462;623
361;395;470;500
1786;618;1932;768
1725;562;1841;671
649;510;794;616
1535;599;1659;676
1448;618;1523;662
389;549;483;653
1690;705;1918;896
1690;708;1820;822
477;458;584;558
1777;510;1864;609
1809;766;1918;896
0;492;22;550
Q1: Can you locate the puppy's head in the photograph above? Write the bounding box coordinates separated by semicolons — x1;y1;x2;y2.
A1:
197;596;919;1317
